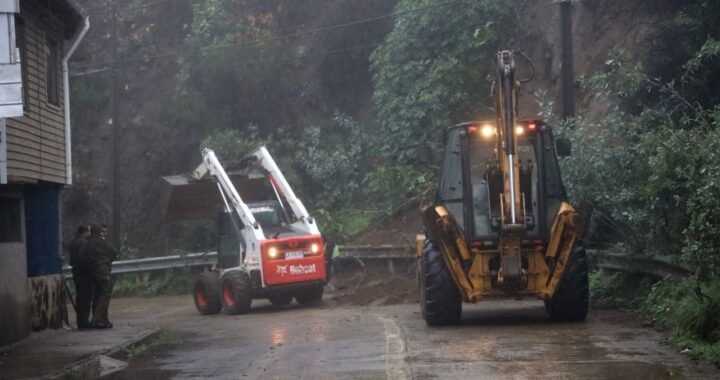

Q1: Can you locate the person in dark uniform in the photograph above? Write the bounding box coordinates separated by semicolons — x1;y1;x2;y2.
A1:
86;224;120;329
69;224;92;329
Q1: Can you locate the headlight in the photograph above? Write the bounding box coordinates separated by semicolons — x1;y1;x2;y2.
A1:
310;243;320;254
268;246;279;258
515;126;525;136
480;125;496;139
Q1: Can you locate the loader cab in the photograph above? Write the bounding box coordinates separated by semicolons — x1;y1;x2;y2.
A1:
248;201;287;228
217;199;292;269
436;120;567;245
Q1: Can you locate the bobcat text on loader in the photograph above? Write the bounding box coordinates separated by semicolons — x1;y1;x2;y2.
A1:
417;50;588;325
163;146;326;315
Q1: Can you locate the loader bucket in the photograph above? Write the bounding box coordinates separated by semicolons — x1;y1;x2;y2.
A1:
160;174;274;221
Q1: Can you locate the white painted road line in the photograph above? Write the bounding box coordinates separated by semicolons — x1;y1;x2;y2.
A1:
378;315;409;380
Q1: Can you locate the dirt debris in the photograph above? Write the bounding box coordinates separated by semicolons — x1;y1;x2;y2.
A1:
327;269;418;307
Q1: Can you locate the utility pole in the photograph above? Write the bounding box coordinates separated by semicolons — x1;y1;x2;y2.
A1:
556;0;575;121
110;0;121;247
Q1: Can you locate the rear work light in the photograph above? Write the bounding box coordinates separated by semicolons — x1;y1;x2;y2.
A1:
480;124;496;139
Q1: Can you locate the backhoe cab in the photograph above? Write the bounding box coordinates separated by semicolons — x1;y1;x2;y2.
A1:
418;51;588;325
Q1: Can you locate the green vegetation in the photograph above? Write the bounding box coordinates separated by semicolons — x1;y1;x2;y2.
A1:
179;0;523;243
370;0;522;163
122;328;174;360
589;270;654;310
556;1;720;360
642;278;720;359
113;269;194;297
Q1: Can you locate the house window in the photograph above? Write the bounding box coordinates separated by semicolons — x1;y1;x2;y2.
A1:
45;36;60;106
15;16;29;112
0;197;22;243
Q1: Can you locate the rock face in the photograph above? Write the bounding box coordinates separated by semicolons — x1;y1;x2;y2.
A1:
514;0;672;120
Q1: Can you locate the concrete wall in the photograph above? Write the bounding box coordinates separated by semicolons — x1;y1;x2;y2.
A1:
0;189;30;346
28;275;65;331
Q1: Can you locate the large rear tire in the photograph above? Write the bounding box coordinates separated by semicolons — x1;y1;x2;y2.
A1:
221;271;253;315
420;239;462;326
295;285;324;306
545;245;589;322
194;272;222;315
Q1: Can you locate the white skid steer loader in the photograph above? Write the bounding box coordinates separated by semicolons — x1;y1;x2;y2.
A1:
163;146;326;315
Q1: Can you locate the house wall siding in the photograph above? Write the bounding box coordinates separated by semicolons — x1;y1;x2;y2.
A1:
5;1;66;184
0;187;30;346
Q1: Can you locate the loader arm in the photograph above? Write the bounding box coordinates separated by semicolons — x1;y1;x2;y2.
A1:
495;51;525;229
199;148;265;243
491;51;529;292
248;146;321;236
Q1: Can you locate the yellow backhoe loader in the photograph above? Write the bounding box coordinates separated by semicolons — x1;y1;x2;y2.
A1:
417;51;588;325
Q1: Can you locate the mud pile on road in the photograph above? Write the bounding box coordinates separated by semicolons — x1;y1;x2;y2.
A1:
327;268;418;307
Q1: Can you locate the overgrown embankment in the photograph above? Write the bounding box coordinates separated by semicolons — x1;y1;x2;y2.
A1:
557;0;720;361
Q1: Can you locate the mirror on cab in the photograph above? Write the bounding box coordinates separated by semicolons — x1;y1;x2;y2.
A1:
556;138;572;157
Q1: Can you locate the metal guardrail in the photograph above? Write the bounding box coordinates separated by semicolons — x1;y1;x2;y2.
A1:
61;245;692;279
62;246;414;277
335;245;415;275
587;250;692;278
62;251;218;277
337;246;693;278
337;245;412;259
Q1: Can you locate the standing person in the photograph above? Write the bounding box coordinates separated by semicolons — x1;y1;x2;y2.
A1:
69;224;92;329
322;233;336;282
86;224;120;329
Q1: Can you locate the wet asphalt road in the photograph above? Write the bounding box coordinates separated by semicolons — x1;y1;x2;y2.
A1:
106;296;717;379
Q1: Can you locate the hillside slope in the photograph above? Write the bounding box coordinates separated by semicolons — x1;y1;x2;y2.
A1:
64;0;673;253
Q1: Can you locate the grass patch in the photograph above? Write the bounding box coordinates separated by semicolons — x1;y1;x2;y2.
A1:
641;278;720;360
120;328;174;360
113;269;194;297
589;269;654;309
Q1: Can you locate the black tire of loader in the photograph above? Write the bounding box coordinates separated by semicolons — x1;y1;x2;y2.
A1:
295;285;324;306
221;271;253;315
545;245;590;322
194;272;222;315
420;239;462;326
268;292;293;306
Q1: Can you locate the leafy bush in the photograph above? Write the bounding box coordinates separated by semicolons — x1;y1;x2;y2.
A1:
589;269;654;310
370;0;523;163
642;278;720;359
552;48;720;277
